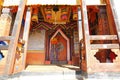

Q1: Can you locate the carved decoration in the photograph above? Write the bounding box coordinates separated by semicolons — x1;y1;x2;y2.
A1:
111;49;120;63
89;49;99;63
31;7;38;23
41;5;70;24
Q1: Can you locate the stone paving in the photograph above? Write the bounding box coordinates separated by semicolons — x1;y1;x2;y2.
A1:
0;65;83;80
1;65;120;80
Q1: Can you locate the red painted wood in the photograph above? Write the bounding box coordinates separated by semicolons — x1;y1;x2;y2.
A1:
55;34;67;61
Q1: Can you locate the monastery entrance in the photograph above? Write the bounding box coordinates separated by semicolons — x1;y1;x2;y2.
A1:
50;29;70;64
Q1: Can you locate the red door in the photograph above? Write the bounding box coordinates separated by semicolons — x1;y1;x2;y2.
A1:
56;33;67;61
50;33;67;63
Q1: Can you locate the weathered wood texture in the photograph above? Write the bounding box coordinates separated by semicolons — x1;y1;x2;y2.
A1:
0;8;12;36
106;0;117;35
81;0;120;74
4;0;27;75
22;7;32;69
91;44;119;49
90;35;118;40
81;0;91;72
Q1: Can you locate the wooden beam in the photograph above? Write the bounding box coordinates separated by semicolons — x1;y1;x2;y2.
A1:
90;35;118;40
22;7;32;69
91;44;119;49
0;36;12;41
0;45;8;50
81;0;91;70
4;0;27;75
78;7;83;41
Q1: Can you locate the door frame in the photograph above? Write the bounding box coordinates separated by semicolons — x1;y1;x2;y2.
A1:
50;29;70;61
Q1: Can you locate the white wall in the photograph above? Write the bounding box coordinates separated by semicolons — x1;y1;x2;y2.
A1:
112;0;120;20
27;30;45;50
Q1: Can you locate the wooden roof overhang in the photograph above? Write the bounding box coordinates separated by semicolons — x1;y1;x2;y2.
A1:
2;0;106;7
3;0;81;7
2;0;81;24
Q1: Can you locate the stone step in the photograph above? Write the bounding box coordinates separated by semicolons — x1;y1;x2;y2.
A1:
0;65;83;80
82;72;120;80
0;71;83;80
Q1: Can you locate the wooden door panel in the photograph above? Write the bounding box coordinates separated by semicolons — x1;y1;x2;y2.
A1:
56;34;67;61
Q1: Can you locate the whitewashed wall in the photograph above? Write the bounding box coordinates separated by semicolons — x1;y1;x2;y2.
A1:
27;30;45;50
112;0;120;21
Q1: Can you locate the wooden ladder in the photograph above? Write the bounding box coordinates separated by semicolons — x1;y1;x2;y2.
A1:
0;0;31;75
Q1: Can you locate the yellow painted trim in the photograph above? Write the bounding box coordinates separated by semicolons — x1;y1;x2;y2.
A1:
27;50;45;53
0;0;4;6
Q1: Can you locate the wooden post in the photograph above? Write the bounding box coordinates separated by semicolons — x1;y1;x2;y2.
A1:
0;0;4;15
22;7;32;69
4;0;27;75
78;7;83;41
0;8;12;36
77;7;83;67
81;0;91;72
109;0;120;44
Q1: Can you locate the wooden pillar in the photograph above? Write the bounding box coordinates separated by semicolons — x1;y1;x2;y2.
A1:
0;6;1;15
109;0;120;44
22;7;32;69
0;8;12;36
78;7;83;41
106;0;117;35
81;0;91;73
0;0;3;15
4;0;27;75
77;7;83;67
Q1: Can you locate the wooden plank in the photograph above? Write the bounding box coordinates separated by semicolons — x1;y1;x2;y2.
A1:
90;35;118;40
22;7;32;69
81;0;91;70
78;7;83;41
91;44;119;49
0;45;8;50
0;36;12;41
4;0;27;75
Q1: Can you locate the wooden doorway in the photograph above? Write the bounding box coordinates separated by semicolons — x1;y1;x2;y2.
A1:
49;29;70;64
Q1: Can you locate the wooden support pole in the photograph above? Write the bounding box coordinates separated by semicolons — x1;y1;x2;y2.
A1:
4;0;27;75
22;7;32;69
81;0;91;72
0;0;4;15
109;0;120;45
0;5;2;15
78;7;83;41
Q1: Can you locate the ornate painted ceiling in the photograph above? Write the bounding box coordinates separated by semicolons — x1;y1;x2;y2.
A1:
30;5;78;24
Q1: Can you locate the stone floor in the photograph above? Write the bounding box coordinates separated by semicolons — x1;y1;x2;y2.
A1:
0;65;83;80
0;65;120;80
